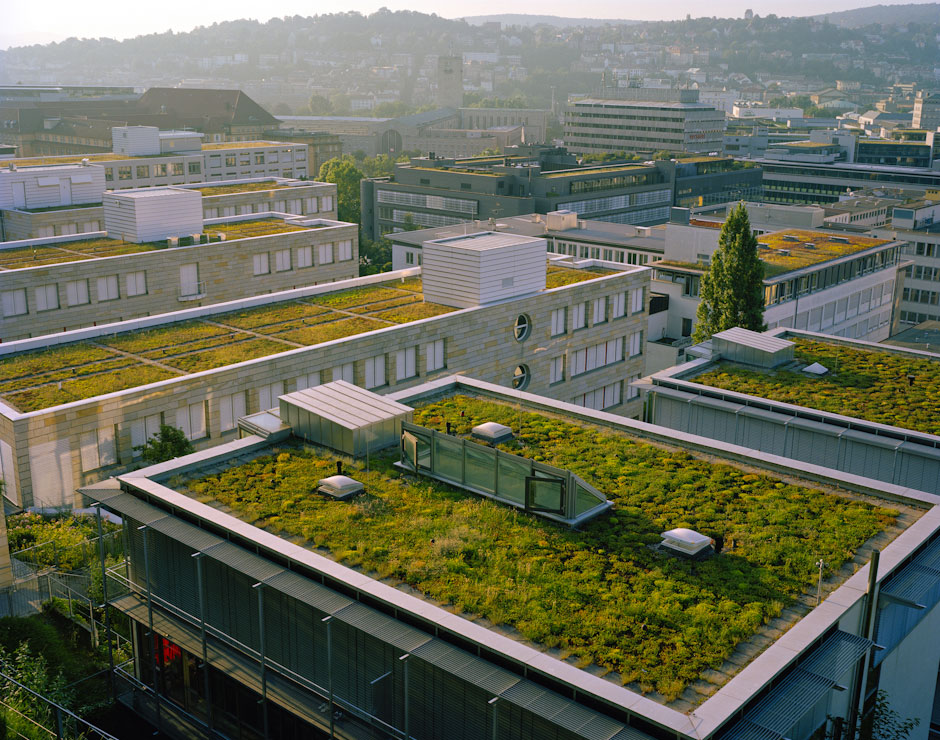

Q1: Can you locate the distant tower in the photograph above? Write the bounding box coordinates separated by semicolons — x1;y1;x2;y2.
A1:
436;56;464;110
744;8;754;19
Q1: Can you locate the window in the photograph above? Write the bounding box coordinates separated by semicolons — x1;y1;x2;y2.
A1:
258;381;284;411
318;243;334;265
104;168;114;182
153;163;167;177
551;307;567;336
572;302;587;330
136;165;149;179
176;402;207;441
126;271;147;297
549;355;565;384
405;252;415;266
512;364;530;390
254;153;265;165
681;318;693;337
629;287;644;314
295;371;321;391
321;196;333;212
170;162;184;176
337;240;353;261
628;330;643;357
365;354;386;389
513;314;532;341
297;246;313;268
253;253;270;275
626;374;641;400
611;292;626;319
225;155;237;167
130;413;162;458
97;275;119;302
571;382;621;411
305;197;318;213
570;338;623;376
79;427;117;471
35;284;59;312
179;263;200;297
274;249;291;272
332;363;354;383
188;162;201;175
65;279;89;306
396;347;417;381
425;339;445;372
219;392;247;432
593;297;607;325
118;166;132;180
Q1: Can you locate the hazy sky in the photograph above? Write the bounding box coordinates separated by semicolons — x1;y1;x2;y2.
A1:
3;0;936;49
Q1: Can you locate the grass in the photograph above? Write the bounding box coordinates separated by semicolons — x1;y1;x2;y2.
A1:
194;181;292;195
546;266;619;288
694;338;940;436
4;365;179;411
0;237;161;270
203;218;308;238
163;339;293;373
183;395;895;701
757;230;889;273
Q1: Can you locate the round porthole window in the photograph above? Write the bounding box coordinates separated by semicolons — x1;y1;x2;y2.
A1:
512;364;531;390
513;314;532;341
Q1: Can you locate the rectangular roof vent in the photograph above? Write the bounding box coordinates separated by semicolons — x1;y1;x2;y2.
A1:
712;327;795;368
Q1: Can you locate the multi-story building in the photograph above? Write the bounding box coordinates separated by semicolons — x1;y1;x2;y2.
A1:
0;245;648;510
0;193;356;341
874;194;940;326
0;170;336;241
81;370;940;740
261;129;342;179
649;214;904;346
1;133;309;190
564;87;726;156
361;147;761;240
912;90;940;132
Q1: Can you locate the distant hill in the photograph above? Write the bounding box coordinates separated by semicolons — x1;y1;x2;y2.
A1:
460;14;641;28
811;3;940;27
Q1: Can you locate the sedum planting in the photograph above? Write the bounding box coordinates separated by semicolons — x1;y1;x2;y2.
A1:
183;395;895;701
695;338;940;436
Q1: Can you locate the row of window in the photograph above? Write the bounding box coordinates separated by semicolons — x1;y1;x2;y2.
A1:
378;207;467;228
902;287;940;306
2;271;147;316
546;331;643;387
548;240;653;266
103;150;306;183
252;241;354;275
549;288;645;336
562;189;671;217
80;339;448;472
905;241;940;258
906;264;940;283
376;189;478;215
205;195;333;219
34;221;101;239
569;376;641;412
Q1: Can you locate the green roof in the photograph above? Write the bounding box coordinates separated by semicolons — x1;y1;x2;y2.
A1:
178;394;899;705
694;338;940;436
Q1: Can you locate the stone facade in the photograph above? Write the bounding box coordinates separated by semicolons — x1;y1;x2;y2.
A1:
0;266;649;510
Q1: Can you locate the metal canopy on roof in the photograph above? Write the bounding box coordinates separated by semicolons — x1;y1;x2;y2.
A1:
713;327;794;353
202;540;284;583
880;537;940;604
720;631;870;740
281;380;412;431
333;601;432;654
92;492;170;527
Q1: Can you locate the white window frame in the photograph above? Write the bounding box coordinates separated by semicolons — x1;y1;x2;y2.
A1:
219;391;247;433
253;253;270;276
572;301;587;330
318;243;334;265
550;307;567;336
425;339;445;372
295;371;321;391
630;286;644;315
80;427;117;471
65;279;89;306
628;330;643;358
274;248;292;272
611;292;626;319
297;246;313;269
337;239;353;261
97;275;120;302
130;413;162;459
126;271;147;297
549;355;565;384
177;401;208;441
332;363;354;383
35;284;59;312
365;354;386;389
592;297;607;325
258;381;284;411
396;346;417;381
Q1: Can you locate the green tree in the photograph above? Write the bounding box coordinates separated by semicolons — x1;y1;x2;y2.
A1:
319;156;365;226
359;236;393;275
693;203;766;342
134;424;195;465
307;94;333;115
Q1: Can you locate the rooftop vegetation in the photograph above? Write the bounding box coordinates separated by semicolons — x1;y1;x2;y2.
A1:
182;395;895;702
0;237;160;271
546;265;619;288
757;229;889;275
203;218;309;239
194;181;294;195
694;338;940;436
0;280;453;412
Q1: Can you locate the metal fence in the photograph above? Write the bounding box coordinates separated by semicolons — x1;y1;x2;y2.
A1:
11;531;122;576
0;670;121;740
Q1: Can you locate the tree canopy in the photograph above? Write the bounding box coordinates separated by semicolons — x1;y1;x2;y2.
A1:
135;424;195;465
693;203;765;342
319;156;365;226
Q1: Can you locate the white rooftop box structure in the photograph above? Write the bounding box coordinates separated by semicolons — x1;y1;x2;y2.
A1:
661;528;713;557
102;187;203;243
279;381;413;457
112;126;204;156
0;162;105;210
712;327;795;369
422;231;547;309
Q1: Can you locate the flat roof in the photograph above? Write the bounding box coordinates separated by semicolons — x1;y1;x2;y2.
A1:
757;229;892;276
692;336;940;437
174;391;903;708
192;181;297;196
431;231;541;250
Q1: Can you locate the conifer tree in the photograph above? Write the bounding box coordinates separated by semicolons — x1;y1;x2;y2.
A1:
693;203;766;342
